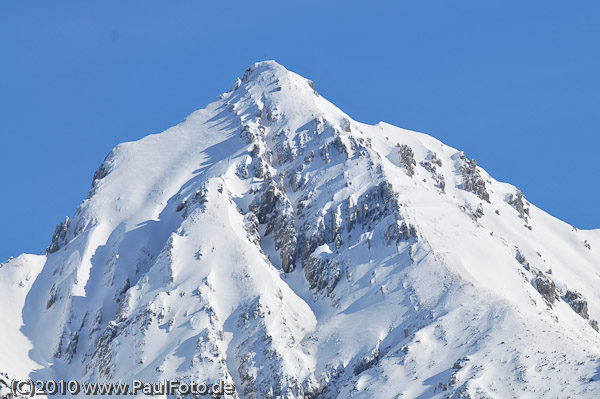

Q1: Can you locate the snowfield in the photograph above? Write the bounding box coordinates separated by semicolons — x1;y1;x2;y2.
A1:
1;61;600;399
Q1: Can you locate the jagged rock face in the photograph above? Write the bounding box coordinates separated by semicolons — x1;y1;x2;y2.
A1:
457;153;490;202
507;190;531;221
533;273;556;304
251;176;297;273
397;144;416;177
46;216;70;254
516;249;529;268
3;61;600;399
565;290;589;319
420;152;445;192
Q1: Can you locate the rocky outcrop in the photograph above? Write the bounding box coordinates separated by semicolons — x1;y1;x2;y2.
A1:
244;212;261;247
308;80;318;96
341;118;352;133
507;190;530;220
236;158;250;179
46;216;70;254
289;170;306;192
397;144;416;177
385;220;418;246
180;186;208;219
563;290;599;332
533;273;556;304
87;149;117;198
420;152;445;192
457;153;489;202
461;202;484;222
565;290;589;319
251;175;297;273
296;181;407;294
332;135;350;160
304;256;341;295
515;249;529;270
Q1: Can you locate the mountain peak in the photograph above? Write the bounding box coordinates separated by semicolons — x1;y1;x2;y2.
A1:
247;59;287;73
2;62;600;399
228;60;317;98
241;60;294;82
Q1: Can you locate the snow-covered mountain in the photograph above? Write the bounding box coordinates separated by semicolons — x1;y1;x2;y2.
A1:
2;61;600;398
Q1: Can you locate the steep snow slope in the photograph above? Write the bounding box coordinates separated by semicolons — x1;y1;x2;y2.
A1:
2;61;600;399
0;254;45;398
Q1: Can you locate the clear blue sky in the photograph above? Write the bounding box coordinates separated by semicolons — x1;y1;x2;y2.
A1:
1;1;599;261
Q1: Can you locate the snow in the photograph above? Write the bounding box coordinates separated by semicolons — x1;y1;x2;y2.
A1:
1;60;600;398
0;254;46;376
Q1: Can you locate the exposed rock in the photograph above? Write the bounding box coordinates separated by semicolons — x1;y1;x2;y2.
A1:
420;152;445;192
332;135;350;160
289;171;304;192
275;140;296;165
303;150;314;164
354;344;380;375
47;216;70;254
507;190;530;220
240;123;266;144
87;149;117;198
254;157;266;178
341;118;352;133
307;80;318;96
304;256;341;295
473;205;484;220
251;176;297;273
320;144;330;164
182;186;208;219
92;163;109;184
229;77;242;92
264;103;279;123
397;144;416;177
175;201;187;212
345;181;400;233
515;249;529;270
453;357;469;370
533;273;556;304
459;158;490;202
462;202;484;221
296;181;403;294
565;290;589;319
88;164;108;198
236;159;249;179
244;212;261;247
385;220;418;246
